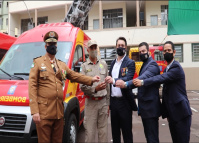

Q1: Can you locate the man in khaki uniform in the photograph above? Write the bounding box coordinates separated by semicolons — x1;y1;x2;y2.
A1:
80;40;110;142
29;31;100;143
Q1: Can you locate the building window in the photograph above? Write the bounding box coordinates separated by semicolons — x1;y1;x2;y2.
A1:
192;44;199;62
37;16;48;25
6;18;8;25
161;5;168;25
100;47;116;68
21;18;33;34
103;8;123;29
93;19;99;29
150;15;158;26
174;44;183;62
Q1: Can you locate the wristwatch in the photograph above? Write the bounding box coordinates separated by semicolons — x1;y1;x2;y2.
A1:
141;80;144;86
124;82;128;88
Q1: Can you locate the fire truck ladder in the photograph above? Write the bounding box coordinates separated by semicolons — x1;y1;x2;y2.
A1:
64;0;95;28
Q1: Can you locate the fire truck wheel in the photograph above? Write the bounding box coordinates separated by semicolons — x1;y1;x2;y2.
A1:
63;113;77;143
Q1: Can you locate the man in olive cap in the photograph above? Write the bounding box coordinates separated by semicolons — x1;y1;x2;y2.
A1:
29;31;100;143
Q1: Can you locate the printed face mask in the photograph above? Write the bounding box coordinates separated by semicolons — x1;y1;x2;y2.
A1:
140;53;149;62
117;47;126;56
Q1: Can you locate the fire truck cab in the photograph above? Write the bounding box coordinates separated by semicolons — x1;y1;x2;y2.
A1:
0;22;90;143
0;33;17;61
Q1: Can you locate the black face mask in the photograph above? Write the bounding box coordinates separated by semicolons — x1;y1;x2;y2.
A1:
140;53;149;62
164;52;173;63
46;45;57;55
117;47;126;56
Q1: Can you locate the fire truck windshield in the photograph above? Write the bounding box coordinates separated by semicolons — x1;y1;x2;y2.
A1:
0;42;72;77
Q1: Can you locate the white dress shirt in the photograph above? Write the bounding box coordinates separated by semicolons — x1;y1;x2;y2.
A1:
111;55;126;97
166;59;175;72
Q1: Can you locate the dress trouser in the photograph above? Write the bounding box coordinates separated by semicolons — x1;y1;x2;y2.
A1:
36;118;64;143
84;97;108;142
168;115;191;143
141;117;159;143
110;97;133;143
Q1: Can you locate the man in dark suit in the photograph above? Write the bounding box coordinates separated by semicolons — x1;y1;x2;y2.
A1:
134;41;192;143
105;37;137;143
116;42;161;143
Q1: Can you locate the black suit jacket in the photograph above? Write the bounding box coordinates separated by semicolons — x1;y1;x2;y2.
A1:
109;56;137;111
128;57;161;118
144;60;192;122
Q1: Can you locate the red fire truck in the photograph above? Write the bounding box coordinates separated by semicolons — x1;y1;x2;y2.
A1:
0;33;17;61
0;22;90;143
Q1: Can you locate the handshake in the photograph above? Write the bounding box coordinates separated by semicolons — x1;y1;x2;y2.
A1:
91;76;114;92
92;75;143;91
115;78;143;88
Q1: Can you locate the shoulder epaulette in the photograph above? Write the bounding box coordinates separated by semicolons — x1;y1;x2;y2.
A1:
58;59;66;64
33;56;41;60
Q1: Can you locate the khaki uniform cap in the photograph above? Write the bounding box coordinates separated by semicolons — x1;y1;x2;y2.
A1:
88;40;97;48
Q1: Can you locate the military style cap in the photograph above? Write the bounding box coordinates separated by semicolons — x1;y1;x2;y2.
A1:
88;40;97;48
44;31;58;42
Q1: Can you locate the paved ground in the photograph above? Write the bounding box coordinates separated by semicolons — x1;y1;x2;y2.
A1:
77;90;199;143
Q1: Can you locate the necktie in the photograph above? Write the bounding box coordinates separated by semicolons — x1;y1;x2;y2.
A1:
50;60;56;73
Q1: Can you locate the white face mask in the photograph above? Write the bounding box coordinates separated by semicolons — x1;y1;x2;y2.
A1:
89;50;98;58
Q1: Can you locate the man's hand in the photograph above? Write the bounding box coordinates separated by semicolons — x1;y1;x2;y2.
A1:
115;80;126;88
95;82;106;92
32;113;41;124
92;75;100;83
105;76;113;84
133;79;142;87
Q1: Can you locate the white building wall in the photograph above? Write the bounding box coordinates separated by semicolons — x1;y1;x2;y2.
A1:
9;1;71;13
9;13;20;36
88;1;126;30
145;1;168;26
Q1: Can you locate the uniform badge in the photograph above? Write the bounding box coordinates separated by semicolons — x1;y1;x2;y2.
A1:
49;31;55;37
100;64;103;69
61;69;67;80
41;64;47;71
31;63;34;68
86;69;92;72
121;67;128;76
